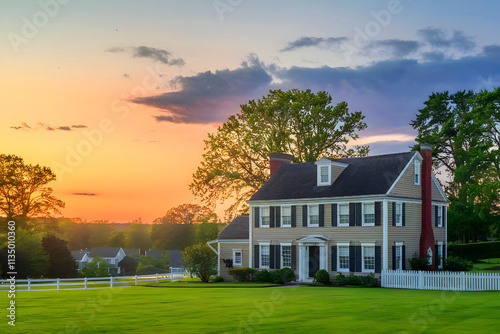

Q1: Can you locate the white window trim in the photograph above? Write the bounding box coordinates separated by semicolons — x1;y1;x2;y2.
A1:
259;242;270;269
233;249;243;266
414;160;421;185
395;202;403;227
394;242;403;270
280;243;292;268
361;243;376;273
337;242;350;272
281;205;292;228
260;206;270;228
318;165;331;186
362;202;376;227
308;204;320;227
337;203;350;227
437;206;443;227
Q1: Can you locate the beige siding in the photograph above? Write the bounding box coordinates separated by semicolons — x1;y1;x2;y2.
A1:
388;202;421;270
431;180;447;202
218;242;249;281
389;161;421;198
331;165;346;184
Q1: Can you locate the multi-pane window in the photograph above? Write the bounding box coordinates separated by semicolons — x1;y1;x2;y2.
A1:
338;246;349;271
260;207;270;227
437;207;443;227
436;243;443;269
394;245;402;270
363;246;375;272
281;245;292;268
260;244;270;267
320;166;329;183
338;204;349;226
414;160;421;185
363;203;375;226
309;205;319;226
233;250;242;266
282;206;292;227
395;203;402;226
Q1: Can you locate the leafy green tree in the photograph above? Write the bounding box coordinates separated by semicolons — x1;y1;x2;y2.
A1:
107;230;126;247
150;223;196;250
41;233;78;278
80;256;109;278
195;223;220;244
125;223;152;250
182;244;217;283
411;88;500;241
0;154;65;230
154;204;215;224
190;89;368;218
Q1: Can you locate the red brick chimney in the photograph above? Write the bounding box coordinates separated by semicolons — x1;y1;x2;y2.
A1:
419;143;436;270
269;153;293;176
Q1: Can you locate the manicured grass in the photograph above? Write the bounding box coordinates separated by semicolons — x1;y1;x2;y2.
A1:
473;258;500;273
144;280;279;288
3;285;500;333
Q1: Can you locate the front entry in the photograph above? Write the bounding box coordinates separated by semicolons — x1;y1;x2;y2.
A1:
308;246;320;278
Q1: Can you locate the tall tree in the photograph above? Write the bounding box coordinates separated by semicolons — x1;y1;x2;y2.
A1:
411;88;500;241
0;154;64;228
154;204;215;225
190;89;368;218
41;234;78;278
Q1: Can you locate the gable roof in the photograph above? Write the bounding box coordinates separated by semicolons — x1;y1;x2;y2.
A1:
71;250;88;261
88;247;122;258
123;248;140;256
166;250;184;268
145;249;164;259
249;152;416;201
218;215;249;240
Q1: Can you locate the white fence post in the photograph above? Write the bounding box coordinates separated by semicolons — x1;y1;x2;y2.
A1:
156;273;159;283
135;275;138;286
57;278;60;291
110;276;113;288
418;271;424;290
84;277;87;290
170;267;174;282
28;278;31;291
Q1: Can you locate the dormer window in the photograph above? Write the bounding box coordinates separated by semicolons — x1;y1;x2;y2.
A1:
414;160;421;185
315;157;348;187
320;166;330;184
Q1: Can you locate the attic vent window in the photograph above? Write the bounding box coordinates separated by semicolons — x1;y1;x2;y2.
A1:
414;160;421;185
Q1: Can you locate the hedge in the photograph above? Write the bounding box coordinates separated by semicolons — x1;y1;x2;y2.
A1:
448;241;500;261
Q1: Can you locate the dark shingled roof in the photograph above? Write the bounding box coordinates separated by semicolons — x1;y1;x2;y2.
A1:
89;247;122;258
218;215;249;240
123;248;140;256
71;250;87;261
250;152;416;201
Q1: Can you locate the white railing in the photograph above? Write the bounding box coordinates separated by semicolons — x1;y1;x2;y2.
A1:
0;268;189;292
382;269;500;291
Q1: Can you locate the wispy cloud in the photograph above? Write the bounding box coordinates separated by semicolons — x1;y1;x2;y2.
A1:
281;36;348;52
364;39;420;58
73;192;98;196
10;123;88;131
418;27;475;51
105;46;185;66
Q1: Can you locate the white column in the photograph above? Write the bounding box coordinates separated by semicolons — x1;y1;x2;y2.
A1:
249;206;253;268
217;241;220;276
298;245;305;282
383;200;389;270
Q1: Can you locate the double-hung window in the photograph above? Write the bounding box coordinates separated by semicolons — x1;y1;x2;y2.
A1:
395;203;402;226
437;207;443;227
338;204;349;226
233;249;242;266
394;244;402;270
308;205;319;227
363;203;375;226
281;206;292;227
281;244;292;268
337;244;349;271
414;160;421;185
260;244;270;268
320;166;329;183
260;207;270;227
362;244;375;272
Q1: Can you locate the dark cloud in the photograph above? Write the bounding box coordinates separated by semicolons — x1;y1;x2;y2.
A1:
73;193;98;196
281;37;348;52
482;45;500;58
10;123;87;131
422;51;446;62
123;73;131;79
418;27;475;51
57;126;71;131
132;56;272;124
365;39;420;58
71;125;88;129
106;46;184;66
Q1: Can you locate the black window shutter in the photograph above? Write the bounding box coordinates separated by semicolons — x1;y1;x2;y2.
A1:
442;207;446;227
275;207;281;228
435;206;438;227
254;207;260;228
254;245;259;268
402;245;406;270
319;204;324;227
302;205;308;227
291;245;297;270
270;244;275;269
355;203;362;226
392;202;396;226
331;246;337;271
270;206;275;228
402;203;406;226
275;245;281;269
375;202;381;226
392;245;396;270
375;246;381;273
331;204;337;226
349;203;355;226
349;245;356;272
291;206;296;227
355;246;362;272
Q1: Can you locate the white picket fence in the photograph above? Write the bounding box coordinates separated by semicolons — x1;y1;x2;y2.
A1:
0;268;189;292
382;269;500;291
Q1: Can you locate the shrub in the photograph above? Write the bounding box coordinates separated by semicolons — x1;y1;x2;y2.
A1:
409;254;429;271
360;274;380;287
136;265;168;275
346;274;362;286
448;241;500;261
228;267;255;282
255;269;272;283
271;268;296;284
212;275;224;282
444;256;473;272
332;273;348;286
314;269;331;285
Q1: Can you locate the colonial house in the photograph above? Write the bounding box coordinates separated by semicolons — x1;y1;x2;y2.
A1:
71;249;90;272
87;247;126;275
211;145;448;282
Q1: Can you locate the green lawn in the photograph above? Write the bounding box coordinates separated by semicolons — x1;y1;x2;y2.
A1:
473;258;500;273
3;285;500;333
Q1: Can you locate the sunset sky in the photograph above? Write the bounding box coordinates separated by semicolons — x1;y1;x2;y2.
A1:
1;0;500;223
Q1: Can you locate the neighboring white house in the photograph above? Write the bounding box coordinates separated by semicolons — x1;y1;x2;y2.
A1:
71;249;90;272
87;247;126;275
